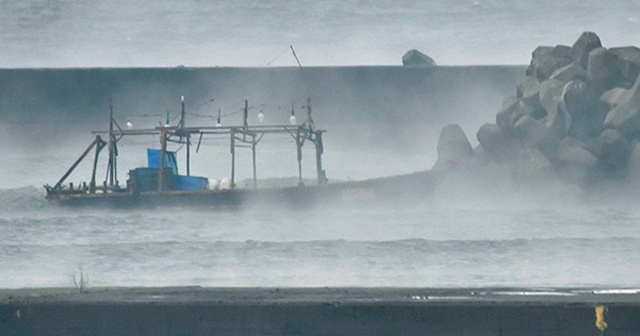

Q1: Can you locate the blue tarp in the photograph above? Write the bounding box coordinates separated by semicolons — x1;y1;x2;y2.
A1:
143;149;208;191
174;175;209;190
131;168;175;192
147;149;178;175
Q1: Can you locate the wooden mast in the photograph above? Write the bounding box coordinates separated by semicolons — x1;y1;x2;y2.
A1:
181;95;191;176
315;130;326;184
230;128;236;188
252;134;257;189
108;101;115;186
296;127;303;186
158;129;167;192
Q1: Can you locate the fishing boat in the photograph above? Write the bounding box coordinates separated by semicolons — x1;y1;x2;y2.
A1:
44;97;437;208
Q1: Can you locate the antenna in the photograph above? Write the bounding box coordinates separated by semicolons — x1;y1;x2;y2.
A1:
180;95;186;129
243;99;249;130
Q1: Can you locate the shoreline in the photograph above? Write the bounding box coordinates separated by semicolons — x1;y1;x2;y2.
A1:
3;285;640;304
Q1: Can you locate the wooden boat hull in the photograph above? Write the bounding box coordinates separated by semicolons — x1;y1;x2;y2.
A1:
46;171;439;208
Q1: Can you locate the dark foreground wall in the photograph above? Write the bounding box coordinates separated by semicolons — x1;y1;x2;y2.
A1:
1;287;638;336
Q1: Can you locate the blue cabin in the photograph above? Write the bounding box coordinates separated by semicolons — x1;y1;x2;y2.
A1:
129;149;209;192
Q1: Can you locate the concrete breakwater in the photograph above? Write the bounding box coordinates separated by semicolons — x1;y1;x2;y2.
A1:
433;32;640;190
1;287;639;335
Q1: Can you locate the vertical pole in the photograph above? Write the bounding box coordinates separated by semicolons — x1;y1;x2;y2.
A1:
306;97;313;131
252;134;257;189
230;129;236;189
104;158;111;187
113;148;118;187
159;130;166;192
243;99;249;131
180;95;185;128
108;102;115;186
113;133;118;187
296;127;303;186
315;131;326;184
186;135;191;176
181;95;190;176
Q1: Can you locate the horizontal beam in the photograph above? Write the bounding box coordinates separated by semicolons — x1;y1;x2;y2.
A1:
92;125;325;137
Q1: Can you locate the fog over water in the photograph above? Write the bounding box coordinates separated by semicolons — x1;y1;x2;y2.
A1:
1;0;640;290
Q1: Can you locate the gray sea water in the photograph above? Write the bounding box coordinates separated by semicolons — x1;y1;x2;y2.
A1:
3;185;640;289
2;0;640;290
1;0;639;67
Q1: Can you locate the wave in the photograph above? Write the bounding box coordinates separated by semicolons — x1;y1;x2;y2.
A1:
3;237;639;288
4;236;637;251
0;186;48;211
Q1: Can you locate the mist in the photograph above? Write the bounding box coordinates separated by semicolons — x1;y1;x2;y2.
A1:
2;0;640;291
0;65;521;190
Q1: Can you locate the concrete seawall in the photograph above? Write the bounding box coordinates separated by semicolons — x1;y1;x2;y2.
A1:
0;66;525;122
0;66;524;149
1;287;639;335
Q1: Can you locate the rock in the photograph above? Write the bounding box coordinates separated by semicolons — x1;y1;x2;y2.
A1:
609;46;640;88
433;124;474;170
550;63;587;83
473;143;487;158
539;79;565;113
596;128;631;168
617;74;640;106
587;47;621;93
604;101;640;136
554;137;598;183
513;148;555;181
600;87;628;110
567;101;607;142
402;49;436;67
516;76;542;109
514;115;554;151
495;96;520;131
544;98;572;139
561;79;591;118
571;32;602;69
471;32;640;188
476;123;519;162
527;45;573;80
496;98;540;132
550;45;573;59
526;46;553;77
602;76;640;135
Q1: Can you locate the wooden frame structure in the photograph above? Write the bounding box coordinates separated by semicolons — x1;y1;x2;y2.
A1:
45;97;327;199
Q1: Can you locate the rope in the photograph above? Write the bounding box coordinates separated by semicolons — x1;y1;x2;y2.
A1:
266;46;293;66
